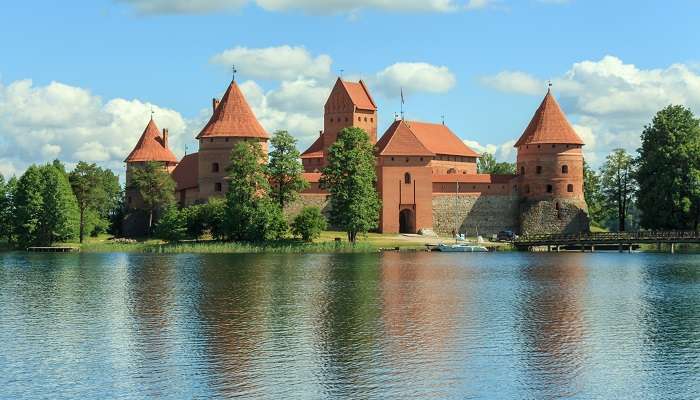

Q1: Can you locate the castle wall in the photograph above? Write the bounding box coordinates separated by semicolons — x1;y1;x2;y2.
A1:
519;198;589;235
285;194;330;221
432;194;520;236
377;156;433;234
430;156;478;175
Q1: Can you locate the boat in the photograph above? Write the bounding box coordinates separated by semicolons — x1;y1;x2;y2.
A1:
437;243;489;252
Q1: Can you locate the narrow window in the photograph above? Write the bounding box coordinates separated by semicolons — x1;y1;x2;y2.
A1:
562;165;569;174
405;157;409;163
364;117;367;122
546;184;553;193
215;182;222;192
567;184;574;193
210;138;214;143
555;202;560;210
358;117;361;121
521;166;525;175
212;162;220;173
404;173;412;184
225;138;229;142
536;166;543;174
370;118;374;122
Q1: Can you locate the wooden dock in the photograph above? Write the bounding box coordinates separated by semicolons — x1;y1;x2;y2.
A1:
513;231;700;253
27;247;79;253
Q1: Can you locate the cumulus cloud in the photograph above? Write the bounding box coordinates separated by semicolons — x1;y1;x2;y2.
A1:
0;79;191;178
480;55;700;165
210;46;332;81
464;139;516;162
371;62;457;98
118;0;493;14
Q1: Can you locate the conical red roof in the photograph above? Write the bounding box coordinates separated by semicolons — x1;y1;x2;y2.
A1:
514;90;584;147
196;80;269;139
125;118;178;163
376;120;479;157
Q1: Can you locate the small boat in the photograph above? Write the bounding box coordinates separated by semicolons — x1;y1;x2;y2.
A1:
437;243;489;252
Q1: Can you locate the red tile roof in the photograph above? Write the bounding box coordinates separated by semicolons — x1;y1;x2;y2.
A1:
171;152;199;191
515;89;584;147
433;174;515;184
302;172;322;183
197;80;269;139
376;120;434;157
376;120;479;158
341;79;377;111
124;118;178;163
301;135;324;159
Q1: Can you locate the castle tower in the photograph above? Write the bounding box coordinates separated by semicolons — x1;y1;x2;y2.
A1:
124;117;178;209
196;78;269;199
515;89;589;235
301;78;377;172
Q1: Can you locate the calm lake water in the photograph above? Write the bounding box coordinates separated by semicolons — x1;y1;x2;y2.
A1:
1;252;699;399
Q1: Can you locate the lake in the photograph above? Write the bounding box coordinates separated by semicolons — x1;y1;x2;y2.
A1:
1;252;699;399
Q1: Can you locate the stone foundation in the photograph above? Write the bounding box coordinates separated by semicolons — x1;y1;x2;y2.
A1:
285;194;330;221
432;194;520;236
519;198;589;235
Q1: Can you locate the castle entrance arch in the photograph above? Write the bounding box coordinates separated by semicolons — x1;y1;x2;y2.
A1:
399;208;415;234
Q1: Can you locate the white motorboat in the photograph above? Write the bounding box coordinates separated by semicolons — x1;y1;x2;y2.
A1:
437;243;489;253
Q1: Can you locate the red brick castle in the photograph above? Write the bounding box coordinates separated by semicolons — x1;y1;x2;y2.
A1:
126;77;589;236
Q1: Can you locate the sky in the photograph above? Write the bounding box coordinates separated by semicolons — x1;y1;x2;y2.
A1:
1;0;700;178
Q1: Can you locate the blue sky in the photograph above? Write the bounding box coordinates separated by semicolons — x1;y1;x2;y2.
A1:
1;0;700;177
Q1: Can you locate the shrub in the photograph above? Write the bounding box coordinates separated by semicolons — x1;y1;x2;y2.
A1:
291;207;327;242
154;207;187;242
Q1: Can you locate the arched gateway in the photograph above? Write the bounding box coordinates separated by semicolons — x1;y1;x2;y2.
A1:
399;208;416;234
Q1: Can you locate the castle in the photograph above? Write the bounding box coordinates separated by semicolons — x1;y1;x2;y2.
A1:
125;77;589;236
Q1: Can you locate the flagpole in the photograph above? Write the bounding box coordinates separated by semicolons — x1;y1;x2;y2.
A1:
400;88;404;120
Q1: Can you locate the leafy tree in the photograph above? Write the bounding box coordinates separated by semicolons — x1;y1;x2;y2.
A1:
600;149;636;232
13;166;46;246
0;175;12;243
320;127;381;243
268;130;309;208
291;207;327;242
129;161;175;234
637;105;700;230
38;164;80;245
3;177;18;244
583;160;605;227
69;162;120;243
202;197;226;240
477;152;516;175
155;206;187;242
224;141;287;241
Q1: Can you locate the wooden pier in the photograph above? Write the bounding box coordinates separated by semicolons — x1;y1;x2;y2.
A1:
27;247;79;253
513;231;700;253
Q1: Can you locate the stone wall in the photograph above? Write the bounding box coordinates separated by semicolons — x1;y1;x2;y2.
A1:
432;194;520;236
285;194;330;221
519;198;589;235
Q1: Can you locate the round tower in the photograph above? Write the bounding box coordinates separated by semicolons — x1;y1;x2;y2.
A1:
515;89;589;235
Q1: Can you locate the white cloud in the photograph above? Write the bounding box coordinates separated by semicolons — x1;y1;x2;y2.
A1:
119;0;493;14
210;46;332;81
0;79;191;178
464;139;516;162
481;55;700;166
372;62;457;98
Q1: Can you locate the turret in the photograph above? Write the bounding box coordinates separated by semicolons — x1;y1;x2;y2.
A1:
515;88;589;235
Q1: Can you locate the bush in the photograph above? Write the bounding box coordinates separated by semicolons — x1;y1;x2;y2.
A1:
155;207;187;242
291;207;327;242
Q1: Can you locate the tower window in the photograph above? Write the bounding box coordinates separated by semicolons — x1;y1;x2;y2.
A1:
546;184;553;193
210;138;214;143
404;173;412;184
405;158;409;163
567;184;574;193
536;166;543;174
215;182;222;192
562;165;569;174
370;118;373;122
364;117;367;122
358;117;361;121
521;166;525;175
212;162;220;173
345;117;349;122
330;118;333;122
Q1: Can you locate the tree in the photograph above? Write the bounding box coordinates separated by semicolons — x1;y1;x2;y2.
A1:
13;166;45;246
38;164;80;245
477;152;516;175
155;206;187;242
69;162;120;243
224;141;287;241
637;105;700;230
600;149;636;232
202;197;226;240
0;175;12;243
291;207;327;242
129;161;176;234
583;160;605;227
320;127;381;243
268;130;309;208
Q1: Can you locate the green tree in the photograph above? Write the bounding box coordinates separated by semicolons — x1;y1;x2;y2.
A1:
600;149;636;232
39;164;80;245
129;161;176;234
224;141;287;241
13;166;46;246
268;130;309;208
0;175;12;243
320;127;381;243
155;206;187;242
202;197;226;240
583;160;605;227
69;162;120;243
637;105;700;230
291;207;327;242
477;152;516;175
3;177;18;244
